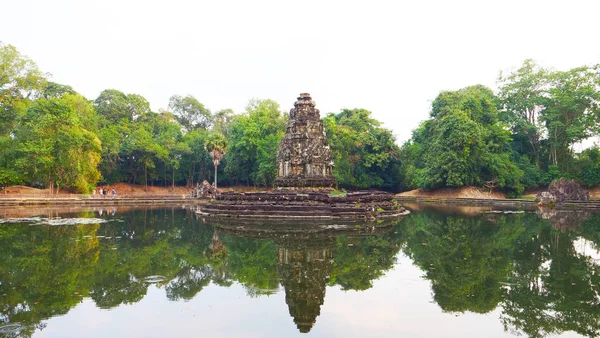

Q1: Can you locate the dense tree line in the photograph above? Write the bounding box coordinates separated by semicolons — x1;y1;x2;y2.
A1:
400;60;600;196
4;41;599;195
0;42;400;193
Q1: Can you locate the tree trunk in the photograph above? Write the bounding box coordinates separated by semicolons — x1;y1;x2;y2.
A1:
145;164;148;192
214;164;218;191
172;168;175;190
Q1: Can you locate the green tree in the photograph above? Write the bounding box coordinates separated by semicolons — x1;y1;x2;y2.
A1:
94;89;150;124
180;129;212;186
324;109;401;190
0;42;47;188
0;42;46;135
13;95;102;193
205;132;228;190
401;85;524;195
498;59;549;167
168;94;212;131
542;66;600;170
94;89;152;183
224;99;286;186
213;108;235;135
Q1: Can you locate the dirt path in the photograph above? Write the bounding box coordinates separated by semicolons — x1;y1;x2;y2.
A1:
396;186;506;199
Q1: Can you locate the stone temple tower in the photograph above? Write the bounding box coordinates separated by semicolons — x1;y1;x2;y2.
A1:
273;93;336;188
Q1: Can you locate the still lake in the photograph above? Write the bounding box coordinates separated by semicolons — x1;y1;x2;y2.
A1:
1;204;599;337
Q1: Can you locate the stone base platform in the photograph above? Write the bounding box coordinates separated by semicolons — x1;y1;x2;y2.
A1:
211;217;397;240
273;175;336;188
197;190;408;219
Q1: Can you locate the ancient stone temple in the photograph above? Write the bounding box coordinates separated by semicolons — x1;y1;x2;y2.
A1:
274;93;336;188
197;93;408;220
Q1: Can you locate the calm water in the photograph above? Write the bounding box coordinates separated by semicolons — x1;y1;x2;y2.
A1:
1;204;600;337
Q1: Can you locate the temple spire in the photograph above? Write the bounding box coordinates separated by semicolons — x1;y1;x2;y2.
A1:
274;93;336;188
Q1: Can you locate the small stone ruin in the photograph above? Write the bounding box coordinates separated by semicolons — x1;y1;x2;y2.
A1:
192;180;215;198
536;178;590;205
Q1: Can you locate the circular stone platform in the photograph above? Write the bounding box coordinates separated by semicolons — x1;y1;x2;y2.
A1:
197;189;408;219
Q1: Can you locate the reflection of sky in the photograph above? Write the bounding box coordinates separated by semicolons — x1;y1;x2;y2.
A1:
34;253;582;338
574;237;600;263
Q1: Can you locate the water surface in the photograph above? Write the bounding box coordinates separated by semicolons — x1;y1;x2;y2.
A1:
1;204;599;337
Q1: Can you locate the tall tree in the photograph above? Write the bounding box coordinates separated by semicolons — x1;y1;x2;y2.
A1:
324;109;401;190
401;85;524;195
94;89;150;124
0;43;47;187
14;95;102;193
497;59;549;167
0;42;46;135
542;65;600;169
213;108;235;135
94;90;151;183
205;132;228;191
168;94;212;131
224;99;286;186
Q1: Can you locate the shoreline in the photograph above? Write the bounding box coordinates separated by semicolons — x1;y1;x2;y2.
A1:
395;196;600;210
0;196;204;206
2;194;600;210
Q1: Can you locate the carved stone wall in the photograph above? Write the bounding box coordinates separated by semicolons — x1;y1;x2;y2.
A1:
274;93;336;188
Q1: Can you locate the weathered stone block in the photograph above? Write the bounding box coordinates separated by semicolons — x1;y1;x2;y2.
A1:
536;178;589;204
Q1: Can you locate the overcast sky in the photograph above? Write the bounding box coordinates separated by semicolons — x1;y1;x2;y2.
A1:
2;0;600;144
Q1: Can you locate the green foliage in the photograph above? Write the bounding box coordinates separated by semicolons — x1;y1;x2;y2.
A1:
168;94;212;131
329;189;347;197
542;66;600;169
13;95;102;192
205;132;228;188
94;89;150;124
4;41;600;194
499;60;600;182
0;41;46;135
576;146;600;186
324;109;401;190
224;99;286;186
401;85;524;194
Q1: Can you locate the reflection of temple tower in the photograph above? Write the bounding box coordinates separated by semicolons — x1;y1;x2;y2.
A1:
276;239;334;333
213;220;394;334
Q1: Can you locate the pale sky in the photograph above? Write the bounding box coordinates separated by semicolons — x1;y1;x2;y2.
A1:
2;0;600;144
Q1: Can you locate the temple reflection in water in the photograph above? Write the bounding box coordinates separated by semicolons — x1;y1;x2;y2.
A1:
215;220;393;333
278;238;333;333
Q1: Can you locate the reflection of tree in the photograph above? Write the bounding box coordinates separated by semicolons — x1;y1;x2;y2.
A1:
329;234;402;291
402;212;518;314
220;236;279;296
402;210;600;337
0;224;100;337
166;265;213;301
15;207;600;338
502;216;600;338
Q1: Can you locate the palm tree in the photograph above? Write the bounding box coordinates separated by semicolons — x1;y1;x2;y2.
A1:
204;132;228;192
